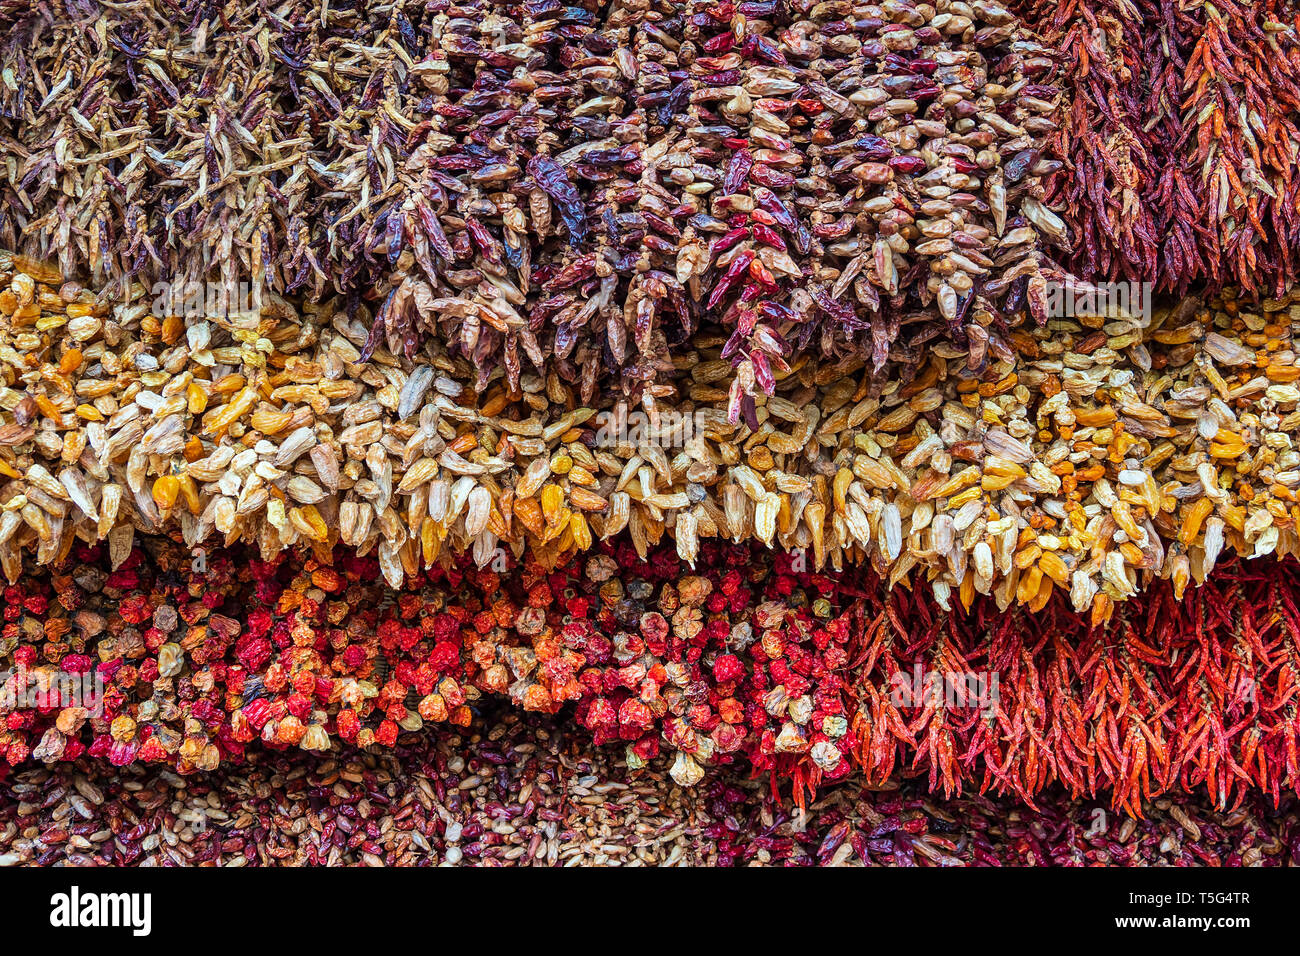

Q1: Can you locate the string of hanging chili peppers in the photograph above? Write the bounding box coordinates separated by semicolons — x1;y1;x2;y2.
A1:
4;538;1299;816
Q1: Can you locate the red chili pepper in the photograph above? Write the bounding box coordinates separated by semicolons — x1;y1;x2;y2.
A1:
747;256;777;290
724;148;754;195
706;249;756;309
752;186;797;231
708;226;750;261
751;222;787;251
703;32;735;53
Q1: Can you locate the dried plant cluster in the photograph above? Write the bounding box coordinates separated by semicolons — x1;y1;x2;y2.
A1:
3;253;1300;621
3;718;1296;866
0;0;1066;404
0;0;440;299
1019;0;1300;297
3;537;1300;813
5;0;1300;840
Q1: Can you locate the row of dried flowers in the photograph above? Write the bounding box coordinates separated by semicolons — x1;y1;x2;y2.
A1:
0;0;1065;397
3;252;1299;617
4;714;1295;866
1019;0;1300;297
2;537;1299;815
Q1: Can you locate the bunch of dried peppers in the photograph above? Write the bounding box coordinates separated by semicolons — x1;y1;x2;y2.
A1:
3;537;1300;816
2;0;1300;841
1019;0;1300;296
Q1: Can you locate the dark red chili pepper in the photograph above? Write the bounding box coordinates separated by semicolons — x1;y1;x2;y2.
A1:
751;223;787;252
752;35;787;66
642;211;682;240
544;253;596;290
465;218;502;264
414;203;454;262
724;149;753;195
1005;149;1040;184
756;300;794;324
854;134;894;161
383;209;404;265
750;349;774;392
889;155;927;175
911;82;941;104
721;328;744;361
752;188;797;232
707;249;756;310
527;155;588;246
435;103;475;119
660;81;692;125
704;32;735;53
709;226;750;260
700;69;743;87
750;164;796;190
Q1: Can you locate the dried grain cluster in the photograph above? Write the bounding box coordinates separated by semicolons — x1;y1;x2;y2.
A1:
5;0;1300;833
3;253;1299;619
3;721;1293;866
1;0;1065;403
